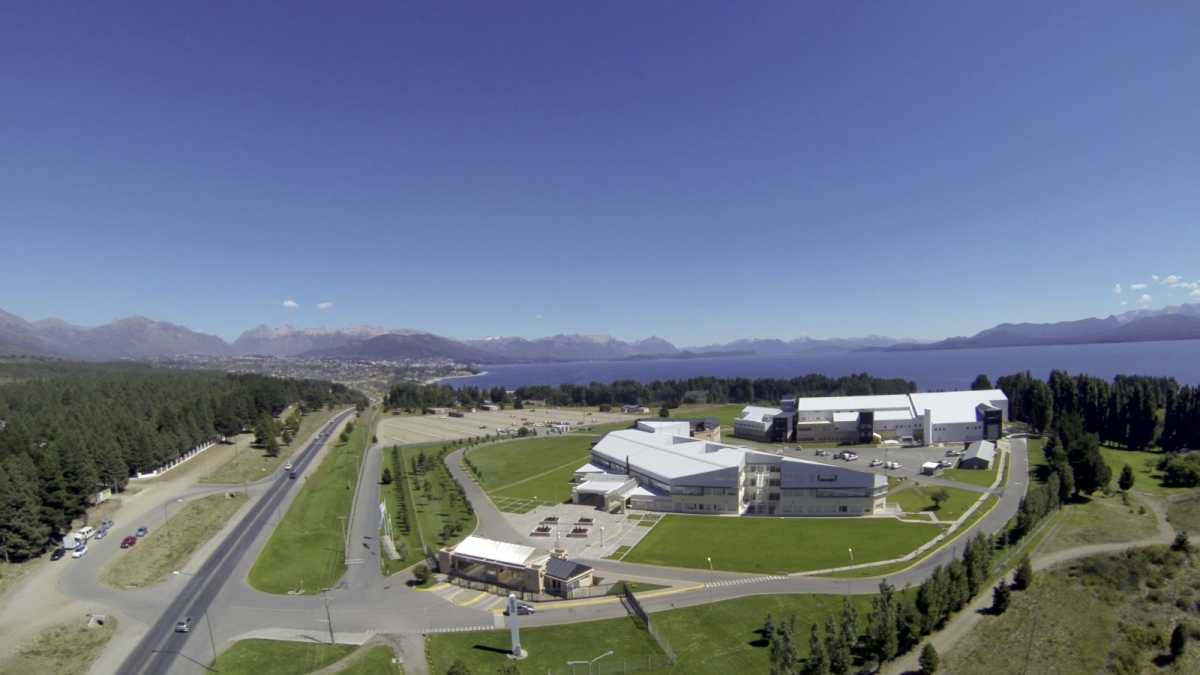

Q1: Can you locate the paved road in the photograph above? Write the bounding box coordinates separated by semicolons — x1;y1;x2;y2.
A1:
118;409;356;675
62;434;1029;673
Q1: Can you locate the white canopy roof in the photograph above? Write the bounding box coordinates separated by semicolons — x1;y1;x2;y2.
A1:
451;535;544;567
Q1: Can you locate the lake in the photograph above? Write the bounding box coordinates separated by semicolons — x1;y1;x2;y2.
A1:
445;339;1200;391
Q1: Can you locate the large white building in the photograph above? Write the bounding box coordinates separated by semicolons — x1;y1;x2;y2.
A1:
786;389;1008;445
573;424;887;516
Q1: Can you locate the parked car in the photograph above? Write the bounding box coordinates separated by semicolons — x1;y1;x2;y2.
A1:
71;545;88;559
814;449;829;457
121;535;137;548
174;617;193;633
869;458;883;467
843;452;859;461
945;449;963;457
94;529;108;540
504;603;536;616
50;547;66;561
884;461;903;470
939;460;956;468
289;470;298;479
135;527;149;538
76;526;96;541
283;463;293;471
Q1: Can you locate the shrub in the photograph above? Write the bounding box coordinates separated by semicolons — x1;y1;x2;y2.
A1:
919;643;939;674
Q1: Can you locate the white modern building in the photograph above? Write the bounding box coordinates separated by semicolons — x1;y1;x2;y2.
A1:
788;390;1008;445
573;425;887;516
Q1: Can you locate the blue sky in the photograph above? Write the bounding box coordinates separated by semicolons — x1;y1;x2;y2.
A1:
2;2;1199;345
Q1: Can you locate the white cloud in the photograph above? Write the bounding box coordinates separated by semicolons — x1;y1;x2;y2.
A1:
1120;300;1128;306
316;302;334;310
1139;294;1153;304
1152;274;1160;282
282;299;299;309
1131;283;1148;290
1113;283;1122;295
1162;274;1184;286
1192;289;1200;297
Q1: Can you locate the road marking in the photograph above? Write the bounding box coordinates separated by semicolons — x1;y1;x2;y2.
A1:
454;591;488;607
425;625;494;634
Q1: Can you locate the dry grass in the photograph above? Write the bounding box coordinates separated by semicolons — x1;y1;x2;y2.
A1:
1038;491;1158;555
0;617;117;675
202;407;339;484
100;492;248;588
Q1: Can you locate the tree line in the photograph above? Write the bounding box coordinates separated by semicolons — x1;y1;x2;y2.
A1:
385;373;916;411
0;367;365;561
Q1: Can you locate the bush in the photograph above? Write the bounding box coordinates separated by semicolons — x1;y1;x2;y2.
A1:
992;582;1011;614
413;564;431;585
1014;556;1034;590
381;467;393;485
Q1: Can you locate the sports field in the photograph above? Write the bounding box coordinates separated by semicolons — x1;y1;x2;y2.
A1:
623;515;942;573
468;434;598;511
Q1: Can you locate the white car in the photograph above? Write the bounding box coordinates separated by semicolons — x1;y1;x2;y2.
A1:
884;461;903;470
71;545;88;559
843;452;859;461
869;458;883;467
945;449;963;457
283;463;293;471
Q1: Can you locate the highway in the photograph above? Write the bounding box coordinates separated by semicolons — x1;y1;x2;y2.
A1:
117;409;356;675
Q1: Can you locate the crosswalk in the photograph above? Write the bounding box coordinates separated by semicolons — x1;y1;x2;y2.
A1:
425;624;495;634
705;576;773;588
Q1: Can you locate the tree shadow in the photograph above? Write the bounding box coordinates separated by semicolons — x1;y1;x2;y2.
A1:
1152;653;1175;668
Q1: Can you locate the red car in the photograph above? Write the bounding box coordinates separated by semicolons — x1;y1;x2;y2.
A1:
120;535;137;549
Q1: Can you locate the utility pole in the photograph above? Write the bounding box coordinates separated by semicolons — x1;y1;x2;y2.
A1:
204;612;218;669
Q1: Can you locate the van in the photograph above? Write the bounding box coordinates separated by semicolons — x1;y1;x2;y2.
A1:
76;526;96;542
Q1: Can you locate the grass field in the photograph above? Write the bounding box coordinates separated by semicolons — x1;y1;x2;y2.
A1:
427;616;665;675
1098;445;1196;496
381;443;476;575
100;492;247;588
0;618;117;675
468;434;599;511
887;483;979;521
202;407;340;484
1166;493;1200;533
942;547;1200;674
623;515;942;573
940;457;1001;488
1038;491;1159;555
248;409;371;594
1025;437;1048;474
211;639;356;675
334;646;403;674
828;495;999;579
668;403;746;430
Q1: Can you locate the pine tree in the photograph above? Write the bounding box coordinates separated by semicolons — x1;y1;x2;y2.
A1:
802;622;828;675
991;581;1011;614
918;643;939;674
1014;556;1034;590
1118;464;1135;492
1170;623;1187;659
868;579;899;664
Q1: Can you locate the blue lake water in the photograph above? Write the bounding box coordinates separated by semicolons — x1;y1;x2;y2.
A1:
446;340;1200;391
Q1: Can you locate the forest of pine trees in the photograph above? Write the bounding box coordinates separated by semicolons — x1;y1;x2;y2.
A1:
384;373;917;411
0;366;365;561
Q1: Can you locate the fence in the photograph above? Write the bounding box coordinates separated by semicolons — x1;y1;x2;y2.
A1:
622;587;677;665
129;436;223;480
446;575;622;602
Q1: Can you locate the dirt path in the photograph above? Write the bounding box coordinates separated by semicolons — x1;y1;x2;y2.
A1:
884;491;1176;675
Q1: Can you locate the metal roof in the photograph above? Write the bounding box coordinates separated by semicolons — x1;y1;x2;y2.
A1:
790;394;913;413
545;557;592;581
451;535;545;568
592;429;745;484
909;390;1008;424
963;440;997;463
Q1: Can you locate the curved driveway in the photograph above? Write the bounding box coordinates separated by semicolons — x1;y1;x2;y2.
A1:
69;435;1027;673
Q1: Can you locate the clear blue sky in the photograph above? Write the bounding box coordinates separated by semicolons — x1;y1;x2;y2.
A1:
3;2;1198;345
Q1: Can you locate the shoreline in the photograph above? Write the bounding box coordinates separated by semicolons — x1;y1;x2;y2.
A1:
424;370;488;385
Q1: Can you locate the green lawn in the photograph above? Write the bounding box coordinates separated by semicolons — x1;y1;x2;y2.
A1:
382;443;476;575
1098;445;1195;496
335;646;403;674
1025;437;1048;475
248;409;374;594
211;639;356;675
623;515;942;573
668;403;746;429
940;457;1001;488
887;483;979;521
379;445;425;575
828;495;998;579
1166;494;1200;533
427;616;665;675
653;592;884;675
470;434;598;507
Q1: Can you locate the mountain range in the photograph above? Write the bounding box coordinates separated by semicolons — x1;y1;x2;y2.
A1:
880;303;1200;351
6;303;1200;363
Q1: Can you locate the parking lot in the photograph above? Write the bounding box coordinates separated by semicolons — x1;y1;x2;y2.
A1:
776;440;1002;488
376;407;638;445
